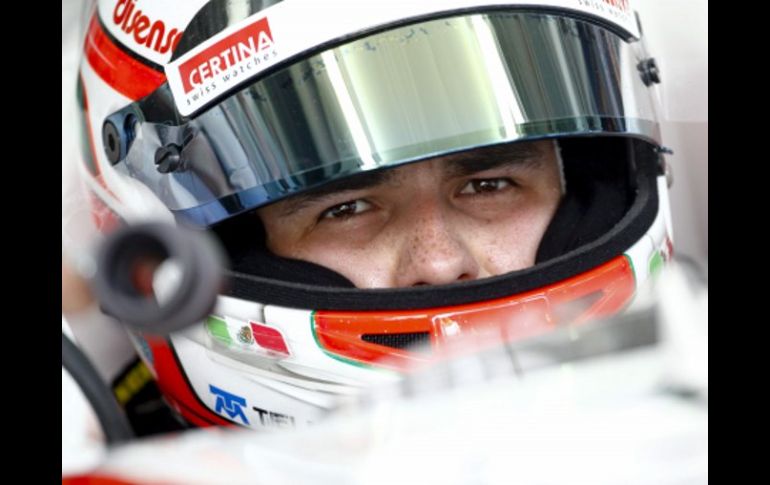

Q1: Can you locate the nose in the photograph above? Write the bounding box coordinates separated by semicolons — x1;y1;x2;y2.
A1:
393;202;480;287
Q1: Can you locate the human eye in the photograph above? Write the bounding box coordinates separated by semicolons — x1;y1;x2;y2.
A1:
319;199;373;220
458;178;514;195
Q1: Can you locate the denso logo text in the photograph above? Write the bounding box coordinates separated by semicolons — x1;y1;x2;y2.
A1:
113;0;182;55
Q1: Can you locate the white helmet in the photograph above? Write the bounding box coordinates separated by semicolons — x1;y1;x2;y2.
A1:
78;0;674;429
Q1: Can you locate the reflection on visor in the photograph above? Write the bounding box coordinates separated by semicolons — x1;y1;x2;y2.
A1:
108;11;660;227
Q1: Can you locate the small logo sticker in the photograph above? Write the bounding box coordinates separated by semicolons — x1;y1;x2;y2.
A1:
209;385;250;425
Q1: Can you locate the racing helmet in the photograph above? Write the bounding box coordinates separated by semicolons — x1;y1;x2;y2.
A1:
78;0;674;429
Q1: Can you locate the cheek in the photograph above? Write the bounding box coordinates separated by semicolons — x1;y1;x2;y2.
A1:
283;239;396;288
471;201;558;274
261;208;399;287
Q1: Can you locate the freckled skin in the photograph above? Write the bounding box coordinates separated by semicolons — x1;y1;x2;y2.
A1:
258;141;563;288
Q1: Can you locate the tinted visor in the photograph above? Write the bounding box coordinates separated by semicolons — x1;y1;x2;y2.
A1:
109;11;660;226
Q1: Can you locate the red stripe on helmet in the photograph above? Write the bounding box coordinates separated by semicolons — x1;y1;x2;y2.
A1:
314;255;636;370
84;14;166;101
145;337;234;427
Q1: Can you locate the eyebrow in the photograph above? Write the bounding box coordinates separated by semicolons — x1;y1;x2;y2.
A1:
276;169;396;217
276;144;544;217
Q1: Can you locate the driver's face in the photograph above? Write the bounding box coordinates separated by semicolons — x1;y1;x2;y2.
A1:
257;141;564;288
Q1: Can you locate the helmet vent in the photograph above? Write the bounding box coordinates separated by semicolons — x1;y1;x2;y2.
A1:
361;332;430;351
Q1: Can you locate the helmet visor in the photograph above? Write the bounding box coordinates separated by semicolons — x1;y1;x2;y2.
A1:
110;11;660;226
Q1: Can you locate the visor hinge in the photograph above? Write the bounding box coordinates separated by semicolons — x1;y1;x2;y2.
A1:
102;115;137;166
637;58;661;86
155;144;183;174
655;146;674;188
